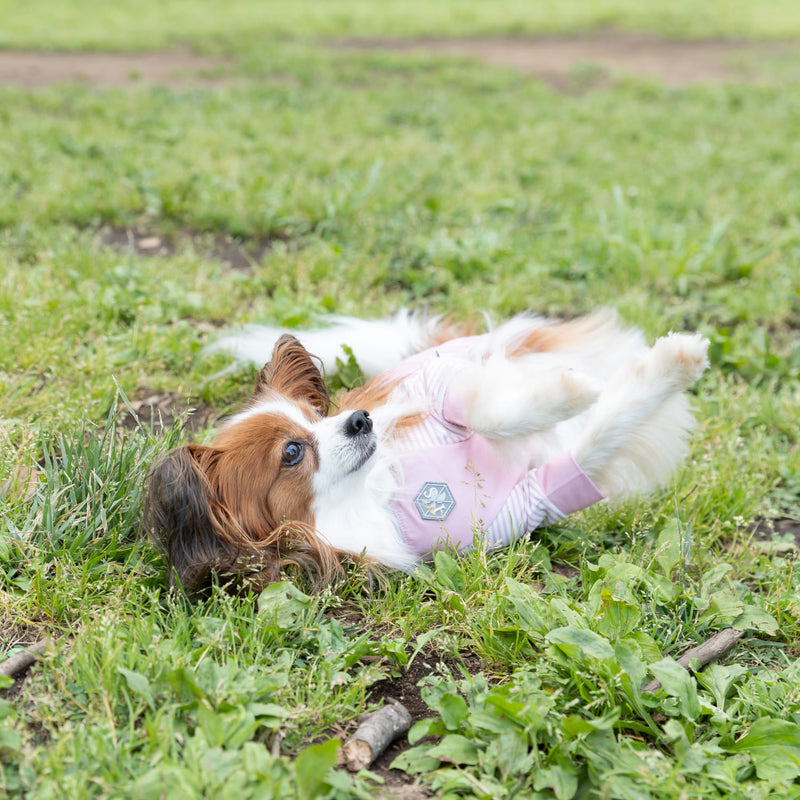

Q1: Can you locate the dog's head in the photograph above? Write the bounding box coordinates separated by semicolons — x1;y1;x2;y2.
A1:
143;334;378;593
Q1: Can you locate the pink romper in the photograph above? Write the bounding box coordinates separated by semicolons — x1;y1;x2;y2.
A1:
387;339;604;558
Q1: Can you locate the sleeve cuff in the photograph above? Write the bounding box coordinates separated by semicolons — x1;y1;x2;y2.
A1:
536;452;605;516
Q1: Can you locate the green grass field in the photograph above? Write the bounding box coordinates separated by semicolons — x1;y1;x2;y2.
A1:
1;3;799;798
3;0;800;47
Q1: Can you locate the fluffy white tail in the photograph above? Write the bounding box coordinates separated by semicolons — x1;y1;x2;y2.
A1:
208;312;438;378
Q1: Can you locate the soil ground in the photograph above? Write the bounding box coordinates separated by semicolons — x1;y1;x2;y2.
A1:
116;387;217;434
0;50;224;88
99;225;276;272
0;34;797;89
337;33;798;89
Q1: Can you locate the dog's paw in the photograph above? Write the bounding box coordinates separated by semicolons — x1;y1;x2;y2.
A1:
458;364;598;438
555;370;600;416
650;333;709;389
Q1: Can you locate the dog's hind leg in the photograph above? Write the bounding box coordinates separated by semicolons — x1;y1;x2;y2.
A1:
571;333;709;498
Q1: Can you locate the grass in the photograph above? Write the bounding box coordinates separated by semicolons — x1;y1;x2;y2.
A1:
1;2;800;798
4;0;800;48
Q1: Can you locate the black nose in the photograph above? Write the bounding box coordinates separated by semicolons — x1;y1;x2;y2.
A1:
344;410;373;437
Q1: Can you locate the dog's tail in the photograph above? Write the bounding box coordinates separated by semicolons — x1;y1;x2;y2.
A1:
207;311;443;378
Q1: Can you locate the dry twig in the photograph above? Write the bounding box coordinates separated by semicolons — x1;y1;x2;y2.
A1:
0;640;47;679
270;730;284;759
643;628;744;694
341;698;413;772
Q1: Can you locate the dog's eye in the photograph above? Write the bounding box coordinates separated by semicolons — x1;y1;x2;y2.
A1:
281;441;305;467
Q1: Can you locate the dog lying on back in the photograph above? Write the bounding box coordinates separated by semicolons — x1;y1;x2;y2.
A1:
144;311;708;592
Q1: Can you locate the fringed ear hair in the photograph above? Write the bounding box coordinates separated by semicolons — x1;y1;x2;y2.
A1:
143;444;348;595
255;334;330;414
143;444;248;593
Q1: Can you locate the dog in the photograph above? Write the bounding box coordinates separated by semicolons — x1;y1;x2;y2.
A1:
143;311;709;593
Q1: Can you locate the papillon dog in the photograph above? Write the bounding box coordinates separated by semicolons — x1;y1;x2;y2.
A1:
144;311;708;592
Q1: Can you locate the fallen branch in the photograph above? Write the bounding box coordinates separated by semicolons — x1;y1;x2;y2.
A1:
0;640;47;679
341;698;412;772
643;628;744;694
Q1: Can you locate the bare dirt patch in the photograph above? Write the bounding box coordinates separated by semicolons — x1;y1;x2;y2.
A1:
365;650;485;799
336;32;799;89
0;50;228;88
0;619;47;703
750;517;800;548
117;388;217;434
99;226;277;271
0;619;43;659
0;465;39;503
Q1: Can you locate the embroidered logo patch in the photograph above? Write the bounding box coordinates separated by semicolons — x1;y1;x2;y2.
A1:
414;482;456;521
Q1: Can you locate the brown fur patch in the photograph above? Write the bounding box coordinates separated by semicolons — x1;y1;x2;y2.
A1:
210;412;317;533
336;373;428;432
336;374;403;414
426;319;480;347
507;311;619;357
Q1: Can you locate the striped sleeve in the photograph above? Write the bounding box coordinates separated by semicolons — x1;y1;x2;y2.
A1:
485;453;604;550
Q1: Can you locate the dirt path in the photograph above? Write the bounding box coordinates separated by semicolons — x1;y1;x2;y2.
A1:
340;33;796;88
0;50;224;88
0;34;796;89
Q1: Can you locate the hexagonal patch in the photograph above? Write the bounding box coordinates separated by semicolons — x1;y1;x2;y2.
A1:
414;482;456;521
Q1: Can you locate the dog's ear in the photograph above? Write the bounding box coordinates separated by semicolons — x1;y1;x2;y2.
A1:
255;334;330;414
143;441;348;596
143;444;261;593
